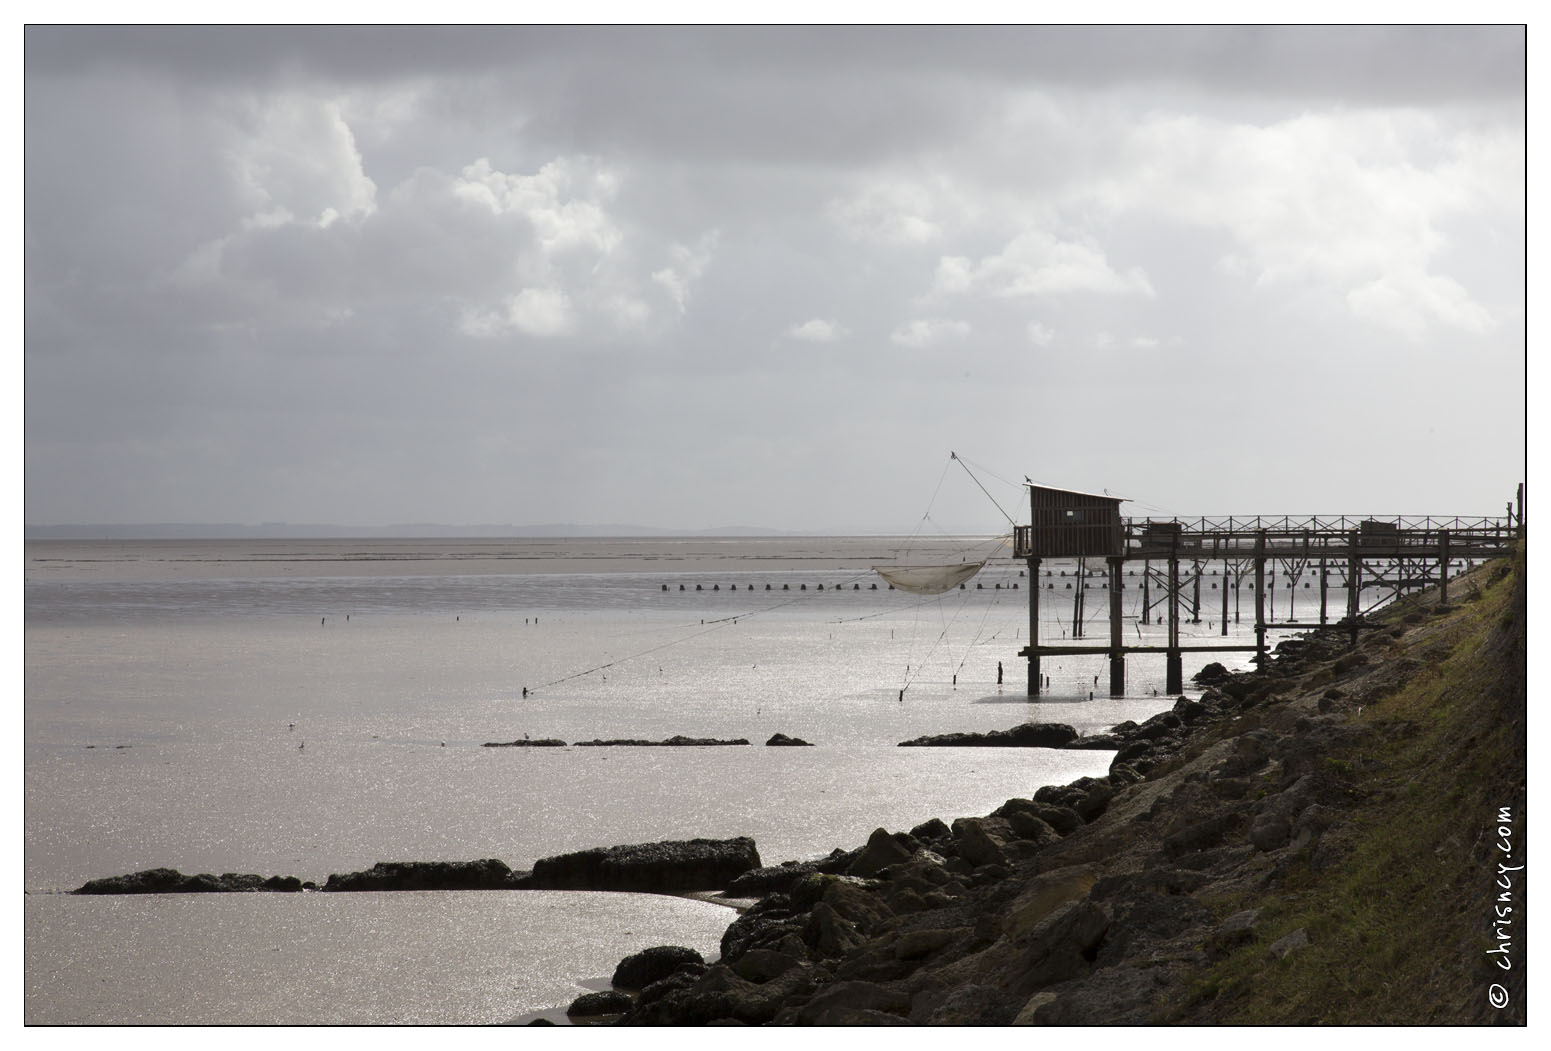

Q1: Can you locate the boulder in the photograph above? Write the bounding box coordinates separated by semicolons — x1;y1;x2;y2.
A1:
1007;899;1111;997
1248;812;1291;852
720;894;805;963
528;836;761;893
724;858;829;897
847;828;915;879
950;817;1011;868
793;980;910;1025
910;817;951;843
612;945;706;990
1269;927;1310;960
566;989;633;1017
1193;662;1232;685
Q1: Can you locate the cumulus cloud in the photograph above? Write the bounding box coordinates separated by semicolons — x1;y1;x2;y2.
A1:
828;180;945;244
1346;271;1496;339
1085;109;1516;334
787;318;847;342
934;231;1155;299
229;94;378;229
652;231;718;314
454;156;621;257
891;318;971;347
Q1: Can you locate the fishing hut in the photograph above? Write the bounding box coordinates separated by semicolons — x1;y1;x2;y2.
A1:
1012;484;1127;697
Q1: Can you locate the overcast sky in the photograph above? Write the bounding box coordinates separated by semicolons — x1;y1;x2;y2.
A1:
23;25;1526;533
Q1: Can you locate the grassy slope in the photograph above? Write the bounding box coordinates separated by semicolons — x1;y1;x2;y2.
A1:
1175;545;1527;1025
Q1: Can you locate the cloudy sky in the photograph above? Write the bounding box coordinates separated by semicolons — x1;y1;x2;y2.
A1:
23;25;1526;533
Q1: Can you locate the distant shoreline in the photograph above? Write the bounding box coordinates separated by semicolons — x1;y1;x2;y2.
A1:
22;523;949;541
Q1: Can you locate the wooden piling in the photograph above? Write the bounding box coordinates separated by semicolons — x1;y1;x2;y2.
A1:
1254;530;1267;667
1027;556;1041;696
1108;556;1125;696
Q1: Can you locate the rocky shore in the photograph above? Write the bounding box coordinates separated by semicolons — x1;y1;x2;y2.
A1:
570;551;1526;1025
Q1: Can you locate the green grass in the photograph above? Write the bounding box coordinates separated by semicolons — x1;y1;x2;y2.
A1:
1171;546;1526;1025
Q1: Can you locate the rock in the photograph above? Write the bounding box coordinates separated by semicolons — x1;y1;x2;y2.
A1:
1072;782;1116;822
724;858;829;897
1207;908;1262;958
1269;927;1310;960
1172;696;1208;724
1007;899;1111;997
612;945;706;990
528;836;760;893
847;827;915;879
910;817;951;842
573;736;750;746
720;894;804;963
632;969;702;1012
566;989;633;1017
321;858;519;892
793;980;910;1025
765;733;813;746
1093;893;1211;967
1108;763;1146;787
1017;964;1175;1024
898;722;1077;748
1163;813;1243;859
75;868;306;894
1193;662;1232;685
895;927;962;960
1292;803;1337;849
950;817;1010;867
806;901;869;957
481;738;567;747
926;983;1019;1024
729;947;803;983
1062;733;1128;750
1248;812;1291;852
1003;864;1102;939
1006;809;1060;846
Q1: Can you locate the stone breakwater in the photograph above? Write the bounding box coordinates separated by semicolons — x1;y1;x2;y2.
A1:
567;609;1479;1025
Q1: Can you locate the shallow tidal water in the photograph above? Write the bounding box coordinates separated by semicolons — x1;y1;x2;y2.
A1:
25;536;1330;1023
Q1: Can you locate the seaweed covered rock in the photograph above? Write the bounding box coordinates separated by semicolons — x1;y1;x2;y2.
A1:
529;837;761;893
75;868;305;894
321;858;521;892
613;945;706;990
898;722;1077;748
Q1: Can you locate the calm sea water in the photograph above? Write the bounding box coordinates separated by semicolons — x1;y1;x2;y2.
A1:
25;536;1333;1023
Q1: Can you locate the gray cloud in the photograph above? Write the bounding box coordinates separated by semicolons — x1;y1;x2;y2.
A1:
24;26;1525;532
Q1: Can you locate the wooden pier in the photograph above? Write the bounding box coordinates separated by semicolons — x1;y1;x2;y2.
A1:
1013;483;1524;697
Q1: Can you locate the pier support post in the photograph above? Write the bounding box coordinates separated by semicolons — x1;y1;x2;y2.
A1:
1108;556;1125;697
1439;529;1451;606
1141;560;1150;625
1254;531;1267;669
1027;557;1041;696
1165;549;1183;693
1347;530;1361;649
1221;559;1229;636
1319;555;1328;625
